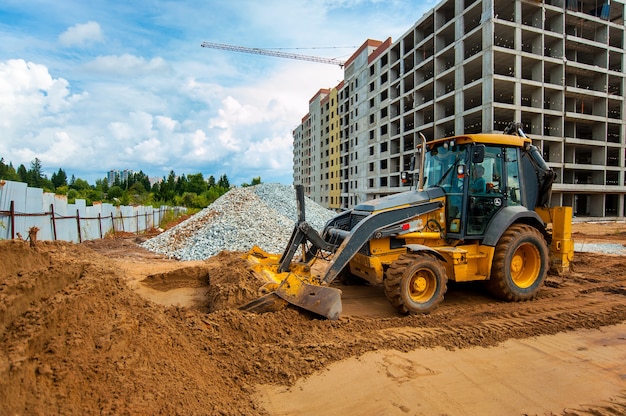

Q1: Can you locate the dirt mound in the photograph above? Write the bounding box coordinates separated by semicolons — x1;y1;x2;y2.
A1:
203;251;262;312
0;240;89;335
1;222;626;415
0;240;267;415
140;251;262;313
142;265;211;290
0;240;338;415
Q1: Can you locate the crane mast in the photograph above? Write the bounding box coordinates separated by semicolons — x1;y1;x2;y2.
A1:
200;41;346;67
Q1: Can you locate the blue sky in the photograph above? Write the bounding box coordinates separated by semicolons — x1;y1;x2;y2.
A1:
0;0;433;186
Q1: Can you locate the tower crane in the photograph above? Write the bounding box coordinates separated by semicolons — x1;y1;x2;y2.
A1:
200;41;346;67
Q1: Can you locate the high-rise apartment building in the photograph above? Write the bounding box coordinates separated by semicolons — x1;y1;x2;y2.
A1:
106;169;134;184
293;0;626;218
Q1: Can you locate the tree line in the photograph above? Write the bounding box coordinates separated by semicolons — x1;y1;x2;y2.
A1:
0;157;261;209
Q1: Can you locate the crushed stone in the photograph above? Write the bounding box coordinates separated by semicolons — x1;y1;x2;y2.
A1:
141;183;337;260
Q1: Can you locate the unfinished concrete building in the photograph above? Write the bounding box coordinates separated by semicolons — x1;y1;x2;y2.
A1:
294;0;626;218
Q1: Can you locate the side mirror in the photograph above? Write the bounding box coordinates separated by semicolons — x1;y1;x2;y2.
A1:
473;144;485;163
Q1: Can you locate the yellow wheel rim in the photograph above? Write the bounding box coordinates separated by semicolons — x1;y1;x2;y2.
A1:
510;242;541;288
408;269;437;303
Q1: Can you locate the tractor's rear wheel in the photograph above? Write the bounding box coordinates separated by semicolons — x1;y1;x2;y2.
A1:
486;224;549;301
384;252;448;315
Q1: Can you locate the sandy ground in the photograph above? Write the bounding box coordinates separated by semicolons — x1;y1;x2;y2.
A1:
0;221;625;415
256;325;626;415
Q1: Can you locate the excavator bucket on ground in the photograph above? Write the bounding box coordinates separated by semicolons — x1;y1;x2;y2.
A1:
240;187;343;319
240;259;342;319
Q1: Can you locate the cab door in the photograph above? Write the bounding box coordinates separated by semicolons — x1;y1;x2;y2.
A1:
466;146;507;236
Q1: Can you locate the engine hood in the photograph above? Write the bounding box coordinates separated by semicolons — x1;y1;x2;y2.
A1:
353;188;445;212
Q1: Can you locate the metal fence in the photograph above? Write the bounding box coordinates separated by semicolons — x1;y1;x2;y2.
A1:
0;180;186;243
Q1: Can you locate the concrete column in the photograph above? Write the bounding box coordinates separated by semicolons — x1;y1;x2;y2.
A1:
455;0;465;133
482;0;495;131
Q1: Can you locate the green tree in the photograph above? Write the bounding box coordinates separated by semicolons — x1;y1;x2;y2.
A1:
129;181;149;205
218;174;230;189
187;173;208;194
204;187;223;204
129;181;146;195
180;192;197;208
0;158;19;181
67;188;78;203
155;171;176;202
55;185;69;195
112;173;121;187
95;178;109;194
17;164;28;183
86;189;101;205
51;168;68;188
108;185;124;200
29;158;44;187
176;174;188;195
71;178;91;191
136;170;151;192
242;176;262;187
167;170;176;190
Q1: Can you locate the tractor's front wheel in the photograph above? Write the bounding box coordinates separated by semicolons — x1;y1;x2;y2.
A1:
384;252;448;315
486;224;549;301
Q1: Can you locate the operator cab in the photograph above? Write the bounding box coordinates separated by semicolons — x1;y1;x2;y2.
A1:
423;135;526;240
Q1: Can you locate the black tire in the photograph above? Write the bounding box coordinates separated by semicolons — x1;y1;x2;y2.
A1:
384;252;448;314
486;224;549;301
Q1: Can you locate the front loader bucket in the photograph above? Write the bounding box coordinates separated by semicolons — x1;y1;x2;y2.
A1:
242;246;343;320
241;274;342;320
274;273;342;320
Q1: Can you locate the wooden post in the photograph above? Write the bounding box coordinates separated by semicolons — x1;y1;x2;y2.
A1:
28;226;40;248
98;213;103;238
10;200;15;240
50;203;58;241
76;209;82;243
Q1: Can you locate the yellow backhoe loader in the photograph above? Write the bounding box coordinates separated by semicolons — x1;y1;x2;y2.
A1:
242;122;574;319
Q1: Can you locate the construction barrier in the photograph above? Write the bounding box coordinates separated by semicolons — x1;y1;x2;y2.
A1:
0;179;185;243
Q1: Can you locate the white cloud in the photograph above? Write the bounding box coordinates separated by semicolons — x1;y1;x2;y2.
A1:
0;52;339;186
46;131;82;163
58;21;104;48
1;0;434;185
0;59;82;135
242;133;293;170
131;137;167;164
155;115;178;132
82;54;170;77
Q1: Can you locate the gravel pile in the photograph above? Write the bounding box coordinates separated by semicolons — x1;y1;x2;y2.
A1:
574;242;626;255
141;183;337;260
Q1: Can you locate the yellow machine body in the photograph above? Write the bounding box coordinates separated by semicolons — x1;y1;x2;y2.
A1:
348;205;574;286
241;124;575;319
